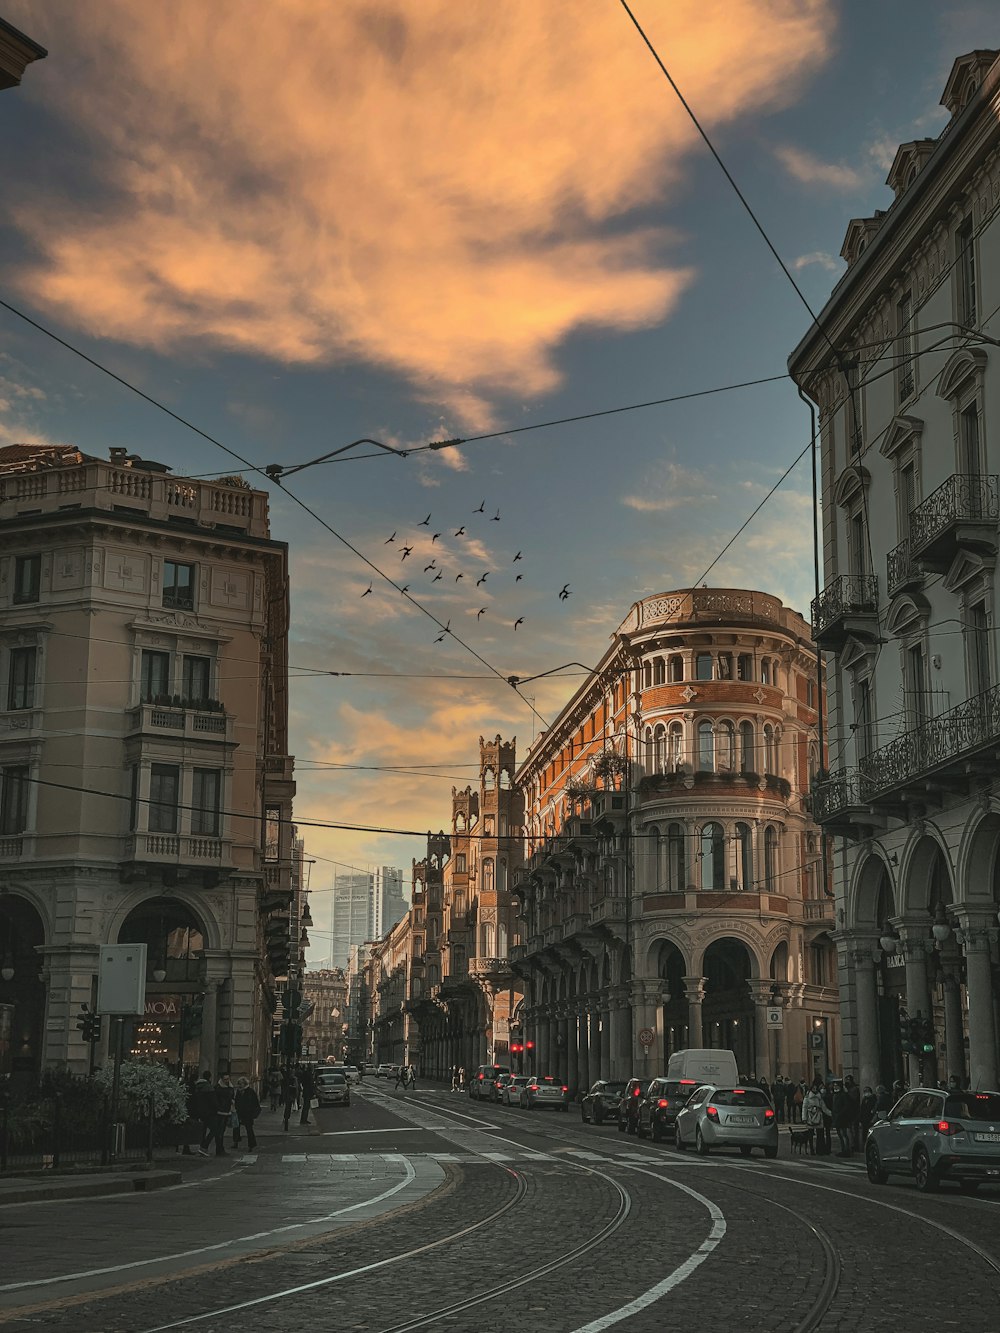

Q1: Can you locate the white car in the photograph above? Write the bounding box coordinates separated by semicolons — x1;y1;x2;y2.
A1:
325;1063;362;1085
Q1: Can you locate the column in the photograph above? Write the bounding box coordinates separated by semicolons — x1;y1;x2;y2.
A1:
748;980;773;1083
201;980;221;1076
566;1010;579;1094
556;1010;569;1084
682;976;706;1047
631;979;664;1079
959;917;999;1091
611;991;632;1080
899;923;936;1086
589;1005;602;1081
600;1003;611;1080
577;1008;590;1092
852;947;881;1091
942;970;966;1086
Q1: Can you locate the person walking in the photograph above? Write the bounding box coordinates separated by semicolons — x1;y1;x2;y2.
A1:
192;1070;216;1156
844;1074;862;1150
451;1065;459;1091
771;1075;784;1121
859;1085;878;1140
267;1066;282;1113
407;1064;417;1089
213;1073;235;1157
792;1080;805;1123
281;1067;298;1131
831;1080;853;1156
803;1081;831;1155
394;1064;409;1091
233;1077;261;1150
299;1064;314;1125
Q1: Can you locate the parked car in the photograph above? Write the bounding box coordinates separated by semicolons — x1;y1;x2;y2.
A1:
324;1064;362;1085
581;1080;627;1126
674;1085;777;1157
469;1064;511;1101
666;1048;739;1087
502;1075;531;1107
865;1087;1000;1193
618;1078;651;1134
315;1072;351;1107
636;1077;702;1142
376;1064;393;1078
520;1075;569;1111
490;1072;515;1103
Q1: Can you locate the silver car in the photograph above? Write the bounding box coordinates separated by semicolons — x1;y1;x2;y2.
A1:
866;1087;1000;1193
674;1084;778;1157
521;1075;569;1112
502;1075;531;1106
315;1072;351;1107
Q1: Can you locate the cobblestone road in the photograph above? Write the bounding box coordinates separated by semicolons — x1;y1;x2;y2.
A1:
1;1082;997;1332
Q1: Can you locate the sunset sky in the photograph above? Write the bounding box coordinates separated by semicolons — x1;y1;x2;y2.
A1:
1;1;995;963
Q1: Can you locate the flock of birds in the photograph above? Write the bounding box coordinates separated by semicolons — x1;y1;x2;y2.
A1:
360;501;571;637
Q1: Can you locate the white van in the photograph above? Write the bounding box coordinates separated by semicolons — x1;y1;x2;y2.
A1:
666;1048;740;1088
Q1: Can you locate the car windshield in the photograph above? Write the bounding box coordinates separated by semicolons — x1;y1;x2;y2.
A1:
708;1089;769;1107
321;1074;346;1084
945;1092;1000;1120
602;1082;627;1095
512;1076;530;1086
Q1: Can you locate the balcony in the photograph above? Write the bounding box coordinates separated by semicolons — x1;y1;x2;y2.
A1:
590;895;627;929
469;956;512;980
886;536;923;598
803;898;836;928
811;574;879;652
128;702;233;744
122;832;234;871
909;473;999;573
814;681;1000;831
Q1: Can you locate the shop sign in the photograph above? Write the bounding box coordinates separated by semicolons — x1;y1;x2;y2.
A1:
144;994;184;1022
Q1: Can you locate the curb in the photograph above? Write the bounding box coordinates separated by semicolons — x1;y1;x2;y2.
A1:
0;1169;183;1206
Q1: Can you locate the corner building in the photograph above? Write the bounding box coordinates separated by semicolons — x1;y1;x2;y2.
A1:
791;51;1000;1092
514;588;837;1091
0;444;294;1078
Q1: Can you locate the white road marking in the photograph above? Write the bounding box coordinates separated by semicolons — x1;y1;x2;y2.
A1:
319;1127;430;1136
0;1158;418;1293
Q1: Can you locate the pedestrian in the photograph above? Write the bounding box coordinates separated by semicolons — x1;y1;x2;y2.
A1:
407;1064;417;1089
451;1065;459;1091
234;1077;261;1150
770;1075;783;1121
299;1064;314;1125
192;1069;215;1156
831;1080;853;1156
844;1074;862;1150
792;1080;805;1123
803;1081;831;1155
281;1067;298;1131
214;1072;236;1157
457;1066;465;1091
947;1073;965;1093
859;1085;877;1139
875;1083;893;1116
394;1064;408;1090
267;1066;282;1112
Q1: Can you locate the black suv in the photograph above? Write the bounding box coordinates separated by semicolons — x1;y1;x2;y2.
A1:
636;1077;701;1142
618;1077;651;1134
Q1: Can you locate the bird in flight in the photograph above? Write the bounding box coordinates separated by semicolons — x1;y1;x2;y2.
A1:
433;571;443;582
474;501;485;513
434;630;446;643
385;532;396;544
477;607;487;620
454;526;465;536
361;583;372;597
514;617;524;630
455;573;464;582
424;561;437;573
512;551;522;562
401;545;413;560
491;509;501;522
431;532;442;543
559;584;571;600
419;513;431;526
515;573;523;582
476;573;489;587
400;585;410;594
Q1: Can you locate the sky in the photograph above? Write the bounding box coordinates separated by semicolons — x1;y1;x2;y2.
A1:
1;1;996;966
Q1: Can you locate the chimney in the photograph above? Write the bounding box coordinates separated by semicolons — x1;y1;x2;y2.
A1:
109;447;129;465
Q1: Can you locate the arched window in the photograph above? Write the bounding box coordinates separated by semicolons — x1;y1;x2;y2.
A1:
644;726;654;771
654;723;667;772
455;812;466;832
483;768;495;790
480;922;495;956
668;721;684;771
653;657;666;686
764;826;778;891
482;859;495;894
698;720;715;772
808;742;819;781
646;824;661;889
666;823;686;891
739;720;755;773
499;768;511;789
700;822;725;890
764;724;777;774
669;655;684;682
643;662;652;688
497;921;508;956
735;822;753;890
717;720;735;771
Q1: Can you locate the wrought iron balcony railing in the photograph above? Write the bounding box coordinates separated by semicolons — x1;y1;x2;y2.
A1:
909;472;999;561
811;573;879;642
886;535;922;596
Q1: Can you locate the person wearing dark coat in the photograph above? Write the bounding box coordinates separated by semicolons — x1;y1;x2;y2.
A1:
831;1081;854;1156
192;1070;216;1156
299;1064;315;1125
213;1073;235;1157
281;1068;299;1131
234;1078;261;1149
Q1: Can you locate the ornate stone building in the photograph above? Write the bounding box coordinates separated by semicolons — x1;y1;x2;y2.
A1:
791;51;1000;1092
514;588;838;1091
0;444;294;1079
301;967;348;1060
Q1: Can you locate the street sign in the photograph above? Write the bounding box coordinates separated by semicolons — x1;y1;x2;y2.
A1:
809;1031;825;1049
638;1027;655;1047
765;1008;783;1028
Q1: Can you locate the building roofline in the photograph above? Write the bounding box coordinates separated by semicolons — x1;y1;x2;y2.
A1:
0;503;289;555
0;16;47;58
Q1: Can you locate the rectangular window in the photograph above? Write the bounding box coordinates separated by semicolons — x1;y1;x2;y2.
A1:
455;853;467;873
957;217;977;328
970;600;991;696
850;511;868;577
898;461;916;539
855;677;874;760
960;400;981;476
12;555;40;605
182;655;211;703
264;804;280;861
7;646;36;710
716;653;732;679
737;654;753;681
140;650;171;702
0;765;28;835
162;561;195;610
897;291;915;403
907;643;928;725
191;768;221;836
806;678;816;709
695;653;713;681
148;763;180;833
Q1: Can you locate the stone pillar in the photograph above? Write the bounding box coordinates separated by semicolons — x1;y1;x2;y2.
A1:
683;976;706;1047
748;980;774;1083
631;979;663;1079
958;916;999;1091
851;944;881;1091
566;1009;579;1094
611;992;632;1080
600;1004;611;1080
577;1008;590;1091
942;969;966;1086
899;923;936;1086
589;1005;601;1081
201;980;222;1076
556;1010;569;1084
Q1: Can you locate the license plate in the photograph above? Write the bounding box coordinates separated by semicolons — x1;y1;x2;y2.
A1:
974;1132;1000;1142
727;1116;755;1125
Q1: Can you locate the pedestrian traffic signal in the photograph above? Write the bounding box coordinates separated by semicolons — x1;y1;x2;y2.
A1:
898;1006;912;1053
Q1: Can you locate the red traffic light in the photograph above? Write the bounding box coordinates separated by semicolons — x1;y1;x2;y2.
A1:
525;1039;535;1051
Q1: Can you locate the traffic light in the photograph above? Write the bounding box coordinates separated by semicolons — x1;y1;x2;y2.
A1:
911;1012;934;1055
181;999;204;1041
76;1004;100;1043
898;1006;912;1053
525;1039;535;1056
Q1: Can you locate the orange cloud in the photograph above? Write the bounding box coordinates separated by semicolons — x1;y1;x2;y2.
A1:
8;0;833;425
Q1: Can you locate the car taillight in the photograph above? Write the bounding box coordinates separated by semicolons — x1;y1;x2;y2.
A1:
936;1120;963;1136
562;1086;569;1093
706;1105;719;1121
764;1108;775;1120
478;1073;484;1080
633;1087;641;1096
657;1099;669;1108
